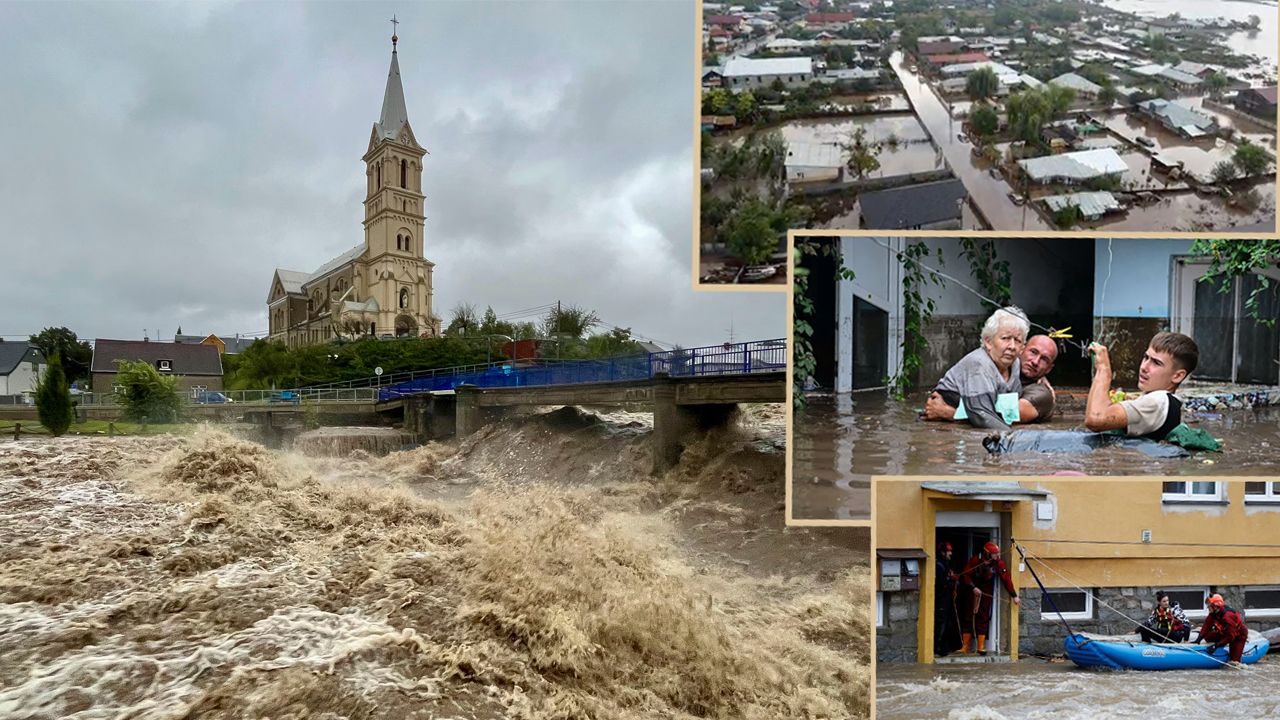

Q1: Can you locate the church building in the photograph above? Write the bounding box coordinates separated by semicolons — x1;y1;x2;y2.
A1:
267;30;440;347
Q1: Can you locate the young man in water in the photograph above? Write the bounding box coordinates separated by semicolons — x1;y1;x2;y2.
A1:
925;334;1060;424
1084;332;1199;441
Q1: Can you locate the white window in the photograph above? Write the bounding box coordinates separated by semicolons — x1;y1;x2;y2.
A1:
1244;482;1280;503
1245;586;1280;618
157;359;173;372
1166;587;1210;620
876;592;885;627
1162;481;1221;502
1040;589;1093;621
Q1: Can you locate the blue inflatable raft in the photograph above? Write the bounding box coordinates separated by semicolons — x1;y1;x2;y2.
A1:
1065;632;1270;670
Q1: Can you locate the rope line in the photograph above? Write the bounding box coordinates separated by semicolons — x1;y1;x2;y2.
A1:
1019;538;1280;549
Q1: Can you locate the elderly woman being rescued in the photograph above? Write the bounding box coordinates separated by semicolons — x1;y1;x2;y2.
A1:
932;306;1028;429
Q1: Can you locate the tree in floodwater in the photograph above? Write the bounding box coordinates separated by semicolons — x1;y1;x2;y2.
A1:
970;104;999;141
1233;142;1272;178
1211;160;1237;185
966;66;1000;102
1188;239;1280;325
723;197;779;266
35;353;74;436
842;127;881;179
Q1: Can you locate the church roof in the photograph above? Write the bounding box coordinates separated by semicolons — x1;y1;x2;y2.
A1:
306;244;365;285
376;45;412;142
275;269;310;295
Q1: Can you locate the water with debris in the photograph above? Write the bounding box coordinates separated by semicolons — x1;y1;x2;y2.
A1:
877;658;1280;719
0;406;869;719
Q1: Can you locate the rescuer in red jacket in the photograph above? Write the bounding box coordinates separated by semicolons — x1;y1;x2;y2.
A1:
1198;594;1249;664
959;541;1021;655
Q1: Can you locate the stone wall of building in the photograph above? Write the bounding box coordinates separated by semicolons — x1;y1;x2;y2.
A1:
876;590;921;663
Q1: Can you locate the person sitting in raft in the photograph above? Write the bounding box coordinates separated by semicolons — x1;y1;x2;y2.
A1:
1084;331;1199;442
928;306;1028;429
1198;593;1249;664
1137;590;1191;644
925;333;1059;424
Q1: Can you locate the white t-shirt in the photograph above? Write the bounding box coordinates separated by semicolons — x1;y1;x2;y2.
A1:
1119;390;1173;437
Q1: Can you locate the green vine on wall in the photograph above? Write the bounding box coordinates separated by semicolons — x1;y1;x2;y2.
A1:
793;238;854;408
888;241;945;399
959;238;1012;307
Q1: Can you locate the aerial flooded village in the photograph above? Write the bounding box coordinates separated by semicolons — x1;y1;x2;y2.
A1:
700;0;1279;282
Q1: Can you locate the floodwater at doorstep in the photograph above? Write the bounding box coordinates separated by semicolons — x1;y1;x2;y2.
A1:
877;658;1280;720
792;390;1280;486
0;407;870;720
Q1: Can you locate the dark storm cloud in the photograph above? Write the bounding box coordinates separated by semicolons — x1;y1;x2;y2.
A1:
0;1;783;347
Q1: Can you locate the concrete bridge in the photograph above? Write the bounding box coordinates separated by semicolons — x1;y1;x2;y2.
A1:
395;371;785;473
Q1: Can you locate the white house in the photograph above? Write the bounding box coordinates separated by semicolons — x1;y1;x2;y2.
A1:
721;56;814;90
0;342;44;397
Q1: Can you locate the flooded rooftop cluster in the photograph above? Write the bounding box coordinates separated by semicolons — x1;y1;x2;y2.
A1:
699;0;1277;280
1;407;870;719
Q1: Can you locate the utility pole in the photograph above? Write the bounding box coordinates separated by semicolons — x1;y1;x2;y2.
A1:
556;300;561;360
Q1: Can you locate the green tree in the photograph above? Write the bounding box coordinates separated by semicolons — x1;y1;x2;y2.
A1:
966;66;1000;102
1205;72;1229;99
1233;142;1272;177
29;327;93;385
1188;239;1280;324
113;359;182;423
35;353;73;436
541;304;600;340
1211;160;1238;185
225;340;297;389
702;88;732;116
842;127;881;179
970;104;999;139
1046;83;1075;116
1098;84;1120;107
724;198;779;265
1052;204;1081;229
733;90;757;121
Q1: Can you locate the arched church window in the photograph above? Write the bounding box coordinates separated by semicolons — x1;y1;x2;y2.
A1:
396;234;402;250
376;163;382;188
370;322;376;336
399;287;410;309
404;234;412;253
400;159;407;188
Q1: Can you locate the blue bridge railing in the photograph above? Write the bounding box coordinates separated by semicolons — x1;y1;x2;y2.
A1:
377;339;785;402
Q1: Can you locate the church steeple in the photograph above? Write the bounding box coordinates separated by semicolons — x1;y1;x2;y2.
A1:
375;18;414;146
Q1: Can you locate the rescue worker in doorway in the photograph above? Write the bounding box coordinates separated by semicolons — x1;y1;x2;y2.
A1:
1137;590;1191;644
1198;594;1249;664
934;541;962;657
959;542;1020;655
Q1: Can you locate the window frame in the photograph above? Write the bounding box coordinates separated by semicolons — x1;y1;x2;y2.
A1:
1165;586;1210;620
1161;481;1223;504
1244;585;1280;618
1039;588;1093;621
876;591;885;627
1244;482;1280;504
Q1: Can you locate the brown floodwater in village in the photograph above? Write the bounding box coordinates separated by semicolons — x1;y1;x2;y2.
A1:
1093;0;1279;71
778;114;946;179
877;659;1280;720
0;407;871;719
889;52;1054;232
792;390;1280;517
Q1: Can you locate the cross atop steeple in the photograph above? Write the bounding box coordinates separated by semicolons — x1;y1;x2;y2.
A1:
390;15;399;49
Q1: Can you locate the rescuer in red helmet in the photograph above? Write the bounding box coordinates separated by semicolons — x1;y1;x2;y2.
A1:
1197;593;1249;664
959;541;1020;655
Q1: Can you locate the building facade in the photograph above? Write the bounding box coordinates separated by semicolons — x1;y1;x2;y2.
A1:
267;32;440;349
90;339;223;395
0;342;44;397
876;480;1280;663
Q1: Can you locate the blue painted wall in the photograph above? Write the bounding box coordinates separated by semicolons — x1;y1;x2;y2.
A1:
1093;239;1195;318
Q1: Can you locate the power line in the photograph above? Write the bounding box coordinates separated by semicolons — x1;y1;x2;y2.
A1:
1019;538;1280;550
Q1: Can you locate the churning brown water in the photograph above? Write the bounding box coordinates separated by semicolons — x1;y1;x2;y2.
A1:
877;659;1280;719
0;406;869;719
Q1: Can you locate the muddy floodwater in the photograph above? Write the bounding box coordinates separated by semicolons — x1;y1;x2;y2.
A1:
793;390;1280;495
792;396;870;520
877;659;1280;719
0;407;870;719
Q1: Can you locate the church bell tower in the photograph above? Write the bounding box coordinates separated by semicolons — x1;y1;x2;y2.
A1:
360;22;435;337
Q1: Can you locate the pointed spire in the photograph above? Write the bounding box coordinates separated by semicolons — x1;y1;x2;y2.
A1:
376;21;411;143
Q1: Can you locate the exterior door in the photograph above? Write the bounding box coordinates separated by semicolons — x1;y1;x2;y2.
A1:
1172;259;1280;384
937;511;1003;655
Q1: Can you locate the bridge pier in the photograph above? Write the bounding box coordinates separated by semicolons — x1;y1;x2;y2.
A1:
405;394;456;443
455;385;508;438
652;373;738;474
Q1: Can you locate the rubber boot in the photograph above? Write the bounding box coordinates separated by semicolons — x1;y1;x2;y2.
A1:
977;634;987;655
960;633;972;653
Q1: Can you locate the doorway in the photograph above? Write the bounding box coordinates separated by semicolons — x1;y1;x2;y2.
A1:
1173;260;1280;384
936;511;1006;660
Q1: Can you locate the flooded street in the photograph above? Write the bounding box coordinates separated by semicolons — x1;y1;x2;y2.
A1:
878;659;1280;720
792;396;870;521
889;52;1052;232
792;390;1280;486
0;408;870;719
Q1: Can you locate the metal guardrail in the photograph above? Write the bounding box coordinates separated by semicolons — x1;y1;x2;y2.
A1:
377;339;787;402
70;388;377;408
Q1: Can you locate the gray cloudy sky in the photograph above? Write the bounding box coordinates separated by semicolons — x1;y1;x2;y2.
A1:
0;0;783;349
